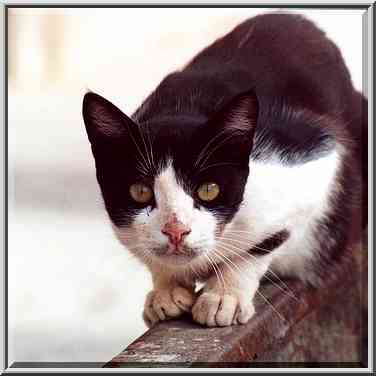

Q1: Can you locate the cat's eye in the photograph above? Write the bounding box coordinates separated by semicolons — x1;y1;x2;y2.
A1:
129;183;153;204
197;182;220;202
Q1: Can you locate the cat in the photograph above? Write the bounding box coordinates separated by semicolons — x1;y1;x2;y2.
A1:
82;12;367;328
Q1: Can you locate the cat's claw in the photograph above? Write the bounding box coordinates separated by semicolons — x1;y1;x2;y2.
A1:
192;291;255;327
143;286;195;328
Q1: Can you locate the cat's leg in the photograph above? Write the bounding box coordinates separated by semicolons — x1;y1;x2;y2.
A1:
192;255;271;327
143;267;196;327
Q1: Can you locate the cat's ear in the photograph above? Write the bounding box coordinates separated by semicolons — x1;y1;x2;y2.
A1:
82;92;136;144
210;90;259;141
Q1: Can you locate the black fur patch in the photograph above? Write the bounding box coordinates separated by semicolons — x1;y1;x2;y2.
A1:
83;93;258;227
248;230;290;256
82;11;367;267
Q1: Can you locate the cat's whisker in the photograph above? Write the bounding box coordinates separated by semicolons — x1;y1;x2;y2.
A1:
218;235;258;247
221;232;280;254
216;240;299;302
205;253;226;292
198;134;238;170
134;156;149;176
214;248;271;304
125;123;150;174
145;122;156;174
135;159;150;176
212;254;227;293
211;249;242;283
224;230;268;234
194;132;221;168
194;128;229;168
223;230;284;247
217;238;293;293
137;125;152;173
219;233;298;293
198;162;239;173
221;231;273;245
255;289;286;322
213;248;287;323
204;253;220;287
212;248;250;282
216;242;279;291
218;245;286;299
197;132;239;171
218;235;275;254
216;239;296;295
217;236;272;258
214;248;286;323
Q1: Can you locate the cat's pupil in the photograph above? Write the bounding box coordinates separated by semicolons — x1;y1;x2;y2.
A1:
129;183;153;204
197;182;220;202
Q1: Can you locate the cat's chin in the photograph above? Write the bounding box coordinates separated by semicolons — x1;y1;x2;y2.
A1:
156;253;197;266
152;246;204;266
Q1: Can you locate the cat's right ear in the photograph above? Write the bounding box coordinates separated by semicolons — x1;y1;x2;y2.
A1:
82;92;136;144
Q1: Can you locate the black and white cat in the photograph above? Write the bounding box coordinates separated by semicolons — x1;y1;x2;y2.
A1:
82;13;367;327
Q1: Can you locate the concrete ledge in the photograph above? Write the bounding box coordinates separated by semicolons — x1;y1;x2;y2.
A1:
105;238;367;368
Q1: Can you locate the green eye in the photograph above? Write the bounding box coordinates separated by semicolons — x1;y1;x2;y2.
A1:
197;182;220;202
130;183;153;204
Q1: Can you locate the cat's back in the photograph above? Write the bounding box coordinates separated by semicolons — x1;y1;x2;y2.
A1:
185;12;353;113
134;12;355;123
188;12;338;70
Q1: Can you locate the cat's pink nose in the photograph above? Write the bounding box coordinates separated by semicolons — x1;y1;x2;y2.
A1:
161;218;191;245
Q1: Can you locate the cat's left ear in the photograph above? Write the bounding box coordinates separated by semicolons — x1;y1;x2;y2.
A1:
82;91;136;145
209;90;259;145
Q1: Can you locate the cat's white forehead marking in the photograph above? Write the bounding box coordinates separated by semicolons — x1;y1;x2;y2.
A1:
145;160;217;254
154;162;194;225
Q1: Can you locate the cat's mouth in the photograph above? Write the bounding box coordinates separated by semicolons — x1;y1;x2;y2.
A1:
153;245;203;265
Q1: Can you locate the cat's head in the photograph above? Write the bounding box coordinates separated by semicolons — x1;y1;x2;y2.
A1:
82;91;258;268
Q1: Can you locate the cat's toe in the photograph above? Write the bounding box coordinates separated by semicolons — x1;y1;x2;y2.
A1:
152;290;181;319
143;291;161;327
143;288;187;327
172;286;195;312
216;294;238;326
192;292;255;327
192;292;221;327
233;300;255;325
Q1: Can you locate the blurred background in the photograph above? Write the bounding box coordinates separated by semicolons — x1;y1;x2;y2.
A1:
8;7;364;363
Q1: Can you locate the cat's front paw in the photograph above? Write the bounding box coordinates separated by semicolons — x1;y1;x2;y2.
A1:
143;286;195;328
192;291;255;327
